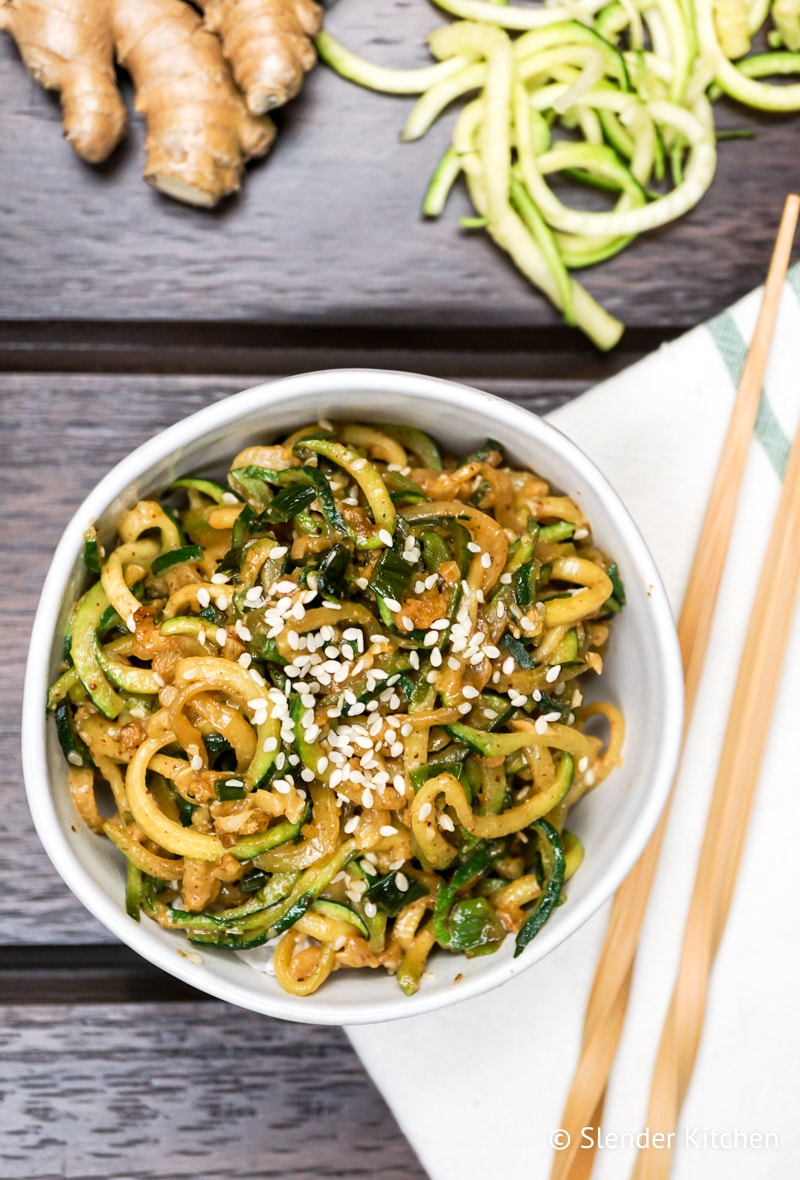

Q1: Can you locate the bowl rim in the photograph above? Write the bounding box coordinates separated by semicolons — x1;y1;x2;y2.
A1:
22;368;684;1025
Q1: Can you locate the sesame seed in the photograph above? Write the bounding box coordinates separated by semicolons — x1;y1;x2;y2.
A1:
535;717;549;734
502;657;515;675
458;702;472;715
424;630;438;647
574;527;589;540
271;545;288;558
196;588;211;608
380;825;398;837
461;685;479;700
362;788;374;808
500;572;512;585
585;770;596;786
396;872;409;892
430;649;443;668
578;756;589;773
400;723;413;737
378;529;394;547
67;751;83;767
364;901;378;918
418;802;432;821
126;614;136;633
153;672;165;687
300;767;315;782
211;573;229;585
384;597;402;612
467;541;481;553
543;711;561;723
438;814;455;832
351;457;367;472
221;492;239;504
215;628;227;646
322;601;342;610
263;736;278;753
401;615;414;630
546;665;562;682
409;651;420;670
532;689;542;701
216;594;229;611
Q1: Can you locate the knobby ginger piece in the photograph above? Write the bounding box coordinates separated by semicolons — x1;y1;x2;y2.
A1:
0;0;276;206
0;0;127;162
198;0;322;113
115;0;275;205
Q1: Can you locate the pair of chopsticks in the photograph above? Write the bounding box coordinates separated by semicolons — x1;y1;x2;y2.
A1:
551;193;800;1180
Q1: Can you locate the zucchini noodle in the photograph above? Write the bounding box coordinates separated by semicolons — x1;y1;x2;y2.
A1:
316;0;800;348
50;420;625;997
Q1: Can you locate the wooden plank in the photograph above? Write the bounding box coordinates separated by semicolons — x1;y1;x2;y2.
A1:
0;1003;427;1179
1;370;583;946
1;4;798;330
0;318;660;376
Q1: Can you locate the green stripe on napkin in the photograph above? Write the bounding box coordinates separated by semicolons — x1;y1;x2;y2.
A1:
707;311;790;478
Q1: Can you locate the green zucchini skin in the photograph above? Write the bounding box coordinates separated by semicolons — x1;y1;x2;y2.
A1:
312;899;370;938
70;582;125;719
514;820;567;956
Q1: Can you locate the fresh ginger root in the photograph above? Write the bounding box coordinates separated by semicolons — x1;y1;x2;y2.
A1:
0;0;323;205
114;0;275;206
0;0;127;162
198;0;322;114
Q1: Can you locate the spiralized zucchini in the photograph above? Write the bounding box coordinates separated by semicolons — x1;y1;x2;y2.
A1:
315;0;800;348
51;422;625;997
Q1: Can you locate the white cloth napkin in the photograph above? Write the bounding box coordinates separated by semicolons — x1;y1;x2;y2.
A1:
347;270;800;1180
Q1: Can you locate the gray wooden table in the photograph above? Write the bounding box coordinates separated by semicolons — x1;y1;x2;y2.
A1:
2;2;799;1175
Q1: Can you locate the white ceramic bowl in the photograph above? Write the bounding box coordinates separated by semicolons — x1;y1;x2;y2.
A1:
23;369;683;1025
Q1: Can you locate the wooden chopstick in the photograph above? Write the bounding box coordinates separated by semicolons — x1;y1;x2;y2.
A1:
550;193;800;1180
633;387;800;1180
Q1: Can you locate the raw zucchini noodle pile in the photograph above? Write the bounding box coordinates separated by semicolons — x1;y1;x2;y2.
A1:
50;421;625;997
317;0;800;349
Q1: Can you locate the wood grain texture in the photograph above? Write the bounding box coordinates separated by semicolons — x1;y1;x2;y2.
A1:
0;1003;427;1179
2;370;583;946
0;1;798;331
